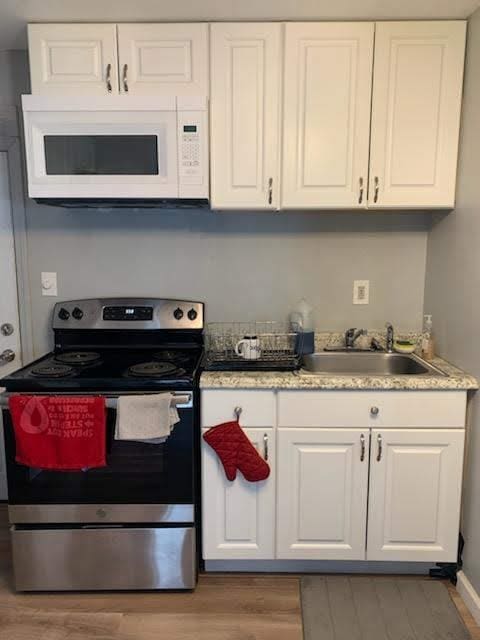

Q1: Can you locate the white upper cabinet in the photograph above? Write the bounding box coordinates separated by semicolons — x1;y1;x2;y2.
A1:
367;429;465;562
28;23;208;96
282;23;374;209
28;24;118;96
116;24;208;95
369;21;466;209
210;23;282;210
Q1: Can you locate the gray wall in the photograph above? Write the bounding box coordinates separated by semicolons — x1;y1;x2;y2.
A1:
26;207;428;355
0;50;429;357
424;7;480;593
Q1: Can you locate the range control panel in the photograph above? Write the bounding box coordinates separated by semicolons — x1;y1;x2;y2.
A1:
53;298;204;330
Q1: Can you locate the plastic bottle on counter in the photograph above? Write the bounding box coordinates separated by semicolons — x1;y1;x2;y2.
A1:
421;314;435;361
290;298;315;355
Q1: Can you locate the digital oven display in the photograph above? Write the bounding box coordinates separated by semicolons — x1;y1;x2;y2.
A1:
103;306;154;321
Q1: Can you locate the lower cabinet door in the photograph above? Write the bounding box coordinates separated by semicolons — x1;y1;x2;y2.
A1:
277;428;369;560
367;429;465;562
202;427;275;559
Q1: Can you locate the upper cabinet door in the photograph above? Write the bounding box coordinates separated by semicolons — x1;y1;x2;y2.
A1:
282;23;374;210
117;24;208;95
369;21;466;209
210;23;282;210
28;24;119;96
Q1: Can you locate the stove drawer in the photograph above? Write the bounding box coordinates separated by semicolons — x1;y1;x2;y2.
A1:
11;525;196;591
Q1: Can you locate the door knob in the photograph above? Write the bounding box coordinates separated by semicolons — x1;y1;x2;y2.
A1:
0;349;15;365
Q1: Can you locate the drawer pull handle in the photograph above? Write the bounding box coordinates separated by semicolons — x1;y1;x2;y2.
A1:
370;406;379;416
377;434;383;462
360;433;366;462
263;433;269;461
234;406;242;421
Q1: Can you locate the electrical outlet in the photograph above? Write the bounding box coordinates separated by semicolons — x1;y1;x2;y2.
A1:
41;272;57;297
353;280;369;305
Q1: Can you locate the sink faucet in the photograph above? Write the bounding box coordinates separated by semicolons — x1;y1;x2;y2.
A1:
345;327;366;349
386;323;394;353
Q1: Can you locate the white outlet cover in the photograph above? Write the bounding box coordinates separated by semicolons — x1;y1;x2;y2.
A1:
41;271;58;297
353;280;369;305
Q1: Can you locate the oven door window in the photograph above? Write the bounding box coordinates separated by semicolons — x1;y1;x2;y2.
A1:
4;407;194;505
44;135;159;176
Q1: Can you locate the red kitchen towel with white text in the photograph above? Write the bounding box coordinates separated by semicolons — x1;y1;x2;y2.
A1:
8;396;106;470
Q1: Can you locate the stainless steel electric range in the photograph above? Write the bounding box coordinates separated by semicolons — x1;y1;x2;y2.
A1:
0;298;204;591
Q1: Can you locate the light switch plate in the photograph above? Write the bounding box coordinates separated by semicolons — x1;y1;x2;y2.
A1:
353;280;369;305
41;271;57;297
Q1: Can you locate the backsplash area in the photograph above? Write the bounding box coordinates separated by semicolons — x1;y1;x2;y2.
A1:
26;204;428;357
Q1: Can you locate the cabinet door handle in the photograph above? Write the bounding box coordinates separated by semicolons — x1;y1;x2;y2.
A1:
122;64;129;92
263;433;269;461
268;177;273;205
106;63;112;93
360;433;366;462
376;434;383;461
358;177;364;204
374;176;379;203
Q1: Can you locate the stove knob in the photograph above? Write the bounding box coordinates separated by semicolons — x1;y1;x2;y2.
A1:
187;308;198;321
58;308;70;321
72;307;83;320
173;307;184;320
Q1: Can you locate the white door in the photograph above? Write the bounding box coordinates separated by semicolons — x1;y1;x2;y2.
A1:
210;23;282;210
202;427;275;559
28;24;119;96
367;429;465;562
369;21;466;209
0;152;22;499
282;23;374;209
277;428;369;560
117;24;208;95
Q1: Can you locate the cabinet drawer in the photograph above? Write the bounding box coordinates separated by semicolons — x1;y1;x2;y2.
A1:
202;390;275;427
278;391;466;428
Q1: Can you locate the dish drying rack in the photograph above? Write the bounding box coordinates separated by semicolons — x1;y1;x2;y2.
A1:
204;322;303;371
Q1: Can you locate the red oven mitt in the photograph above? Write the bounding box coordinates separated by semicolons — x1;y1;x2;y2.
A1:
203;420;270;482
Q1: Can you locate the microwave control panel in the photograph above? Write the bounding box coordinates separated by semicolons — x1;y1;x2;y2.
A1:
177;110;207;192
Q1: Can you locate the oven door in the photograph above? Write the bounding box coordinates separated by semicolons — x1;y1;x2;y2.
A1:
22;97;179;199
3;394;195;508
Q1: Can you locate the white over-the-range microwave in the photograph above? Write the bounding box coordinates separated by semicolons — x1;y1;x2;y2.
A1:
21;95;209;207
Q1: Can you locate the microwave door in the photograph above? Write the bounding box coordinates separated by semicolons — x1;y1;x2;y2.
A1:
24;109;179;199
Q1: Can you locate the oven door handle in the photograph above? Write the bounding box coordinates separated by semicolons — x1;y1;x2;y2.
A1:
0;392;193;409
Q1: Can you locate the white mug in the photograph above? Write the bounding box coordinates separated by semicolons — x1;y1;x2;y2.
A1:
235;335;261;360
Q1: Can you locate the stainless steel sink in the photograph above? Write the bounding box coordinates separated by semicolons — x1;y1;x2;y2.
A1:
301;352;445;376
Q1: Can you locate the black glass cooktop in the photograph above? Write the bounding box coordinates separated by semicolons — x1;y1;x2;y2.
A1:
1;347;202;392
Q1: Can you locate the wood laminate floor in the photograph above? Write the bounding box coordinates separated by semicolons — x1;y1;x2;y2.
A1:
0;505;477;640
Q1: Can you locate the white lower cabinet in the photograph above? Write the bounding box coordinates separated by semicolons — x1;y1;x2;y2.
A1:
276;428;368;560
202;427;275;559
201;390;467;564
366;429;465;562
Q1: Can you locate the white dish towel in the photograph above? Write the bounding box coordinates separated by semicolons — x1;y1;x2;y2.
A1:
114;393;180;444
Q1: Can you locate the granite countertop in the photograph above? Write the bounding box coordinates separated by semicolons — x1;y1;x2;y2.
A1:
200;356;478;391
